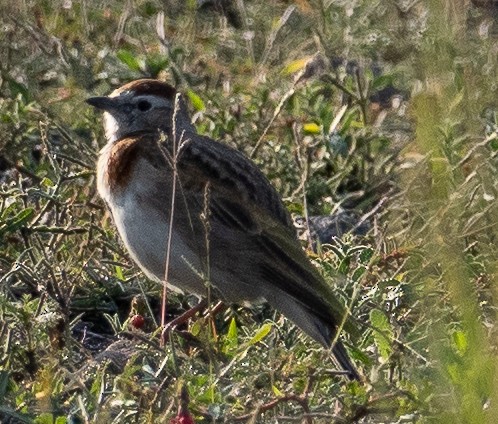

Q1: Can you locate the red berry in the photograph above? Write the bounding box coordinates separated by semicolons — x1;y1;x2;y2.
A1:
130;314;145;329
170;410;194;424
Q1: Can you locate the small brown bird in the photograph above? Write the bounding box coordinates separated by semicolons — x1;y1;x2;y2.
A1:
87;79;360;380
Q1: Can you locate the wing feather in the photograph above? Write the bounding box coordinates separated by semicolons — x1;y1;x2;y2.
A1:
174;133;357;337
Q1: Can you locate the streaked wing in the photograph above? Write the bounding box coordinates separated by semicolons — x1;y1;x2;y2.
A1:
177;134;293;228
175;134;355;335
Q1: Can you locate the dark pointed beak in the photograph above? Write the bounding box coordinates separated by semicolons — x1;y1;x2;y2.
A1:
86;96;117;111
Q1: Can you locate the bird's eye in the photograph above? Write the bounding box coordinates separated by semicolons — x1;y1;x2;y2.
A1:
137;100;151;111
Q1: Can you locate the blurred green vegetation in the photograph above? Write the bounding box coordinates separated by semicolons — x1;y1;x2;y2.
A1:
0;0;497;422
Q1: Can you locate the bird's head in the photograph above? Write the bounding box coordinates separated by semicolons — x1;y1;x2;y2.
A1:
86;79;192;142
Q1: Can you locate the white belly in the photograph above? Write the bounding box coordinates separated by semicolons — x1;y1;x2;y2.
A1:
99;155;204;294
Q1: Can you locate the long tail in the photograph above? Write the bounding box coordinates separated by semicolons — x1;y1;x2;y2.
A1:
332;340;361;381
265;289;361;381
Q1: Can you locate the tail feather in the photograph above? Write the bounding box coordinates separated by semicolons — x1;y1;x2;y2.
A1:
265;289;361;381
332;340;361;381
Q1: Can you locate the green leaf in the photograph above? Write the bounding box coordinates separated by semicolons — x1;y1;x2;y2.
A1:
447;362;459;383
116;49;142;72
7;78;30;103
272;385;284;397
352;265;366;282
490;137;498;151
41;177;54;188
452;330;468;355
350;120;365;129
339;108;357;134
378;279;404;293
248;323;272;345
227;317;238;345
359;248;374;264
113;254;125;281
0;371;8;398
448;90;465;113
286;202;304;215
145;54;169;77
369;309;393;360
0;207;34;236
191;319;202;336
198;384;216;402
34;413;54;424
281;57;309;75
349;345;371;364
371;74;394;91
139;1;160;16
187;90;205;111
338;257;350;275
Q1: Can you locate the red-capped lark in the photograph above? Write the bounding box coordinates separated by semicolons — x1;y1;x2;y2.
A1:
87;79;360;380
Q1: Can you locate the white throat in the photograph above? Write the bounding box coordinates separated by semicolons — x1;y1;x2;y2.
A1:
103;112;120;143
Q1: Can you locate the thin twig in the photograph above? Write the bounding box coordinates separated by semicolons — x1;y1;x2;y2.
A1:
349;196;390;235
455;131;498;169
0;156;42;183
161;119;179;330
354;68;368;127
160;93;191;332
259;6;296;67
321;74;359;100
250;86;296;159
27;225;87;235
